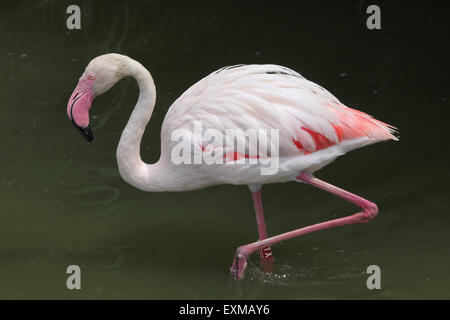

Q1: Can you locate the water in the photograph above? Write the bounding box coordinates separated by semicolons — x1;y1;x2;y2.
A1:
0;1;449;299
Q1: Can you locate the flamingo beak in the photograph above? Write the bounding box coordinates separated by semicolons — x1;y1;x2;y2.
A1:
76;124;94;143
67;80;95;142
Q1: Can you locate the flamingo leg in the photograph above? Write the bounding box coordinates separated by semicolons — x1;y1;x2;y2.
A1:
251;190;275;267
230;172;378;280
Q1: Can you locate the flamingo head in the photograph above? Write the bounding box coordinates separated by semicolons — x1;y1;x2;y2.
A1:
67;54;126;142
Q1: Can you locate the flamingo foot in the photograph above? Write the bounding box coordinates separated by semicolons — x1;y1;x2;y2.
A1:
230;249;249;280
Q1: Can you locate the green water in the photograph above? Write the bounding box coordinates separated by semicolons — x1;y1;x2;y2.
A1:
0;1;449;299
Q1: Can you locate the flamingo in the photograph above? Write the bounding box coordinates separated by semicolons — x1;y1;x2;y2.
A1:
67;53;398;280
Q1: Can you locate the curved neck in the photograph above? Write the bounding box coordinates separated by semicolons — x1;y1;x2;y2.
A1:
116;58;157;191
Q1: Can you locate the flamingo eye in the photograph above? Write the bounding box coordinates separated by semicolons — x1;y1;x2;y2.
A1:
88;74;96;80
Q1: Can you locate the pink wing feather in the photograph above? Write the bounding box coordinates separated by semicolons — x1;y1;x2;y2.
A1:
162;64;397;159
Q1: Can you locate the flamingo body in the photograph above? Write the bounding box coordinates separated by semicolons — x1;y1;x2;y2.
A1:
159;64;396;189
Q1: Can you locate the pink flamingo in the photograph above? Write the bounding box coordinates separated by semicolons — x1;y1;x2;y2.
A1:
67;54;397;280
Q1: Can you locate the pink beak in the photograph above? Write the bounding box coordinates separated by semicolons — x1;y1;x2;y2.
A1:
67;79;95;142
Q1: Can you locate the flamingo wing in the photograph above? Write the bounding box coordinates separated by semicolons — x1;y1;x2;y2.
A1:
161;64;397;159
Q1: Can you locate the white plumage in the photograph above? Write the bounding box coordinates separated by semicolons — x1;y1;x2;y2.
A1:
158;64;396;188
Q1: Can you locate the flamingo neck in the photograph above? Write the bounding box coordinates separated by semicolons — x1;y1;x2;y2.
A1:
116;58;158;191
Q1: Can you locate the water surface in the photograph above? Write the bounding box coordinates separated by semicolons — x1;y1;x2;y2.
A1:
0;0;449;299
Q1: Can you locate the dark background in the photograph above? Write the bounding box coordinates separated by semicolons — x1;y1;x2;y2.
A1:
0;0;449;299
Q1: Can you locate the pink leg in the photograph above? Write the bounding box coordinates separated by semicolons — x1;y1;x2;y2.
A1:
230;172;378;280
230;189;274;277
251;190;274;262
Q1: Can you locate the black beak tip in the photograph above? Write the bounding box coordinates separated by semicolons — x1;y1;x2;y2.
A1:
76;124;94;143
